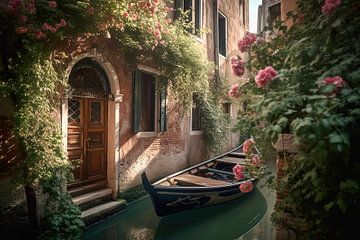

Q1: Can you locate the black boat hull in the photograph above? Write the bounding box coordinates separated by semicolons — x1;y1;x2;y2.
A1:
141;173;258;216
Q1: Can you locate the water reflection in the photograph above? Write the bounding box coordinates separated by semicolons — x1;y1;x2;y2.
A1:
82;188;267;240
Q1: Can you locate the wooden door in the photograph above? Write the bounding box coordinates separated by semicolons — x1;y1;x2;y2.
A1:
67;97;107;188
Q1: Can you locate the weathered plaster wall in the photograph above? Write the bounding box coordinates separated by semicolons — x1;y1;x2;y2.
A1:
281;0;297;28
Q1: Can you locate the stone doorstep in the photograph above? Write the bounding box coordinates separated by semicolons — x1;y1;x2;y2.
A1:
81;201;126;226
72;188;112;207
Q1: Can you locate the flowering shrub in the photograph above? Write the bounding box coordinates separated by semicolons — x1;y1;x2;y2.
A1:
230;0;360;238
233;164;245;180
237;32;257;53
228;83;241;98
255;66;277;88
0;0;225;238
239;180;253;193
242;139;255;155
322;0;342;15
230;56;245;77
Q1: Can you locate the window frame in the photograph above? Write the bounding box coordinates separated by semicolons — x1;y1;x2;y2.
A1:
218;11;228;57
133;69;167;135
191;93;202;133
175;0;203;38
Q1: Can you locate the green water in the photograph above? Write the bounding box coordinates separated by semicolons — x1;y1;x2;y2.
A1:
82;188;267;240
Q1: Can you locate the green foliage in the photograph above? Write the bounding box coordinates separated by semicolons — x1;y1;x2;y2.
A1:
234;0;360;238
1;0;227;238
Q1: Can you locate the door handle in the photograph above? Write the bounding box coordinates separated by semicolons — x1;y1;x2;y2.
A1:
85;138;91;148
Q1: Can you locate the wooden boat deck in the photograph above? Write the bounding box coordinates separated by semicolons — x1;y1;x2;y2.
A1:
216;156;247;165
174;173;230;187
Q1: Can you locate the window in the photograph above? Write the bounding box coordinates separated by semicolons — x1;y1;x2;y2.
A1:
133;70;167;133
268;3;281;26
218;11;227;57
191;94;202;131
222;102;231;116
175;0;202;36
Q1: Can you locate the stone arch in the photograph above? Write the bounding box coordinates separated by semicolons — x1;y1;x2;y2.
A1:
62;49;121;196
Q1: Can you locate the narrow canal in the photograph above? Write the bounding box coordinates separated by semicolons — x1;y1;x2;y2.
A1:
82;187;267;240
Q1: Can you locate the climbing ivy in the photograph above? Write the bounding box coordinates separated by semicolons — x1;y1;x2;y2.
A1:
0;1;227;238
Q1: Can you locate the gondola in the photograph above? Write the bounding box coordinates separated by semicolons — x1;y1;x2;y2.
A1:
141;141;264;217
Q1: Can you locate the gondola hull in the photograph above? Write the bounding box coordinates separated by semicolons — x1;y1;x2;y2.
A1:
141;173;258;216
141;143;261;217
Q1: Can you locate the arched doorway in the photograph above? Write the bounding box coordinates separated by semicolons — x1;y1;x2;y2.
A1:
67;58;110;190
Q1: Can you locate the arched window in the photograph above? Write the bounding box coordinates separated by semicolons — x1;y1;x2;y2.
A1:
69;58;110;98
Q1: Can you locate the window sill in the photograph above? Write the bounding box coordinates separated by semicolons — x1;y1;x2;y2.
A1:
219;54;227;60
136;132;160;138
190;130;203;136
194;35;203;43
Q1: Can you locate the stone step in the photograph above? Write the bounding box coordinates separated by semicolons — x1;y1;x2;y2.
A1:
81;200;126;226
68;181;108;197
72;188;112;211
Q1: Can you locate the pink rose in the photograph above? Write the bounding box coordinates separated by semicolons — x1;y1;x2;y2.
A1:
27;2;36;15
87;7;95;15
19;15;27;24
230;56;245;77
35;30;46;39
322;0;341;15
239;180;253;193
242;139;255;155
48;1;57;9
237;32;257;53
228;83;241;98
255;66;277;88
233;164;246;180
8;0;22;12
251;155;262;167
320;76;346;95
16;27;28;34
154;29;162;40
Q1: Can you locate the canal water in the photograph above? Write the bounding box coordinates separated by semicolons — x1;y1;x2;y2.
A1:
82;187;267;240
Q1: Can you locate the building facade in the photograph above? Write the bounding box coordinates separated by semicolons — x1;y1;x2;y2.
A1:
0;0;249;203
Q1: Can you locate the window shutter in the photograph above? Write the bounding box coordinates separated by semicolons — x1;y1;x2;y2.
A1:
133;70;142;133
159;79;167;132
174;0;184;20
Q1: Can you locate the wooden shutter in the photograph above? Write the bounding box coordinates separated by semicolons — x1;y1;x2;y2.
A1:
159;79;167;132
133;70;142;133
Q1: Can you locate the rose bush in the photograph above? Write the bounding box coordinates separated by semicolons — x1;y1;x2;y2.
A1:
228;0;360;238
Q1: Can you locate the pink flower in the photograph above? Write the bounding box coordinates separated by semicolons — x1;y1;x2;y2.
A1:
48;1;57;9
255;66;277;88
231;56;245;77
16;27;28;34
239;180;254;193
123;12;129;18
165;18;172;24
233;164;246;180
27;2;36;15
8;0;22;12
131;14;138;20
237;32;257;53
35;30;46;39
243;139;255;155
322;0;341;15
154;29;162;40
320;76;346;95
42;23;57;33
19;15;27;24
87;7;95;15
228;83;241;98
251;155;262;167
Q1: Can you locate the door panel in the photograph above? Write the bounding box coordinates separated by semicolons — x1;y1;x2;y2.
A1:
67;97;107;189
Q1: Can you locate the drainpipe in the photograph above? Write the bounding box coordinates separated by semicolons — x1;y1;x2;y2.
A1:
213;0;219;86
